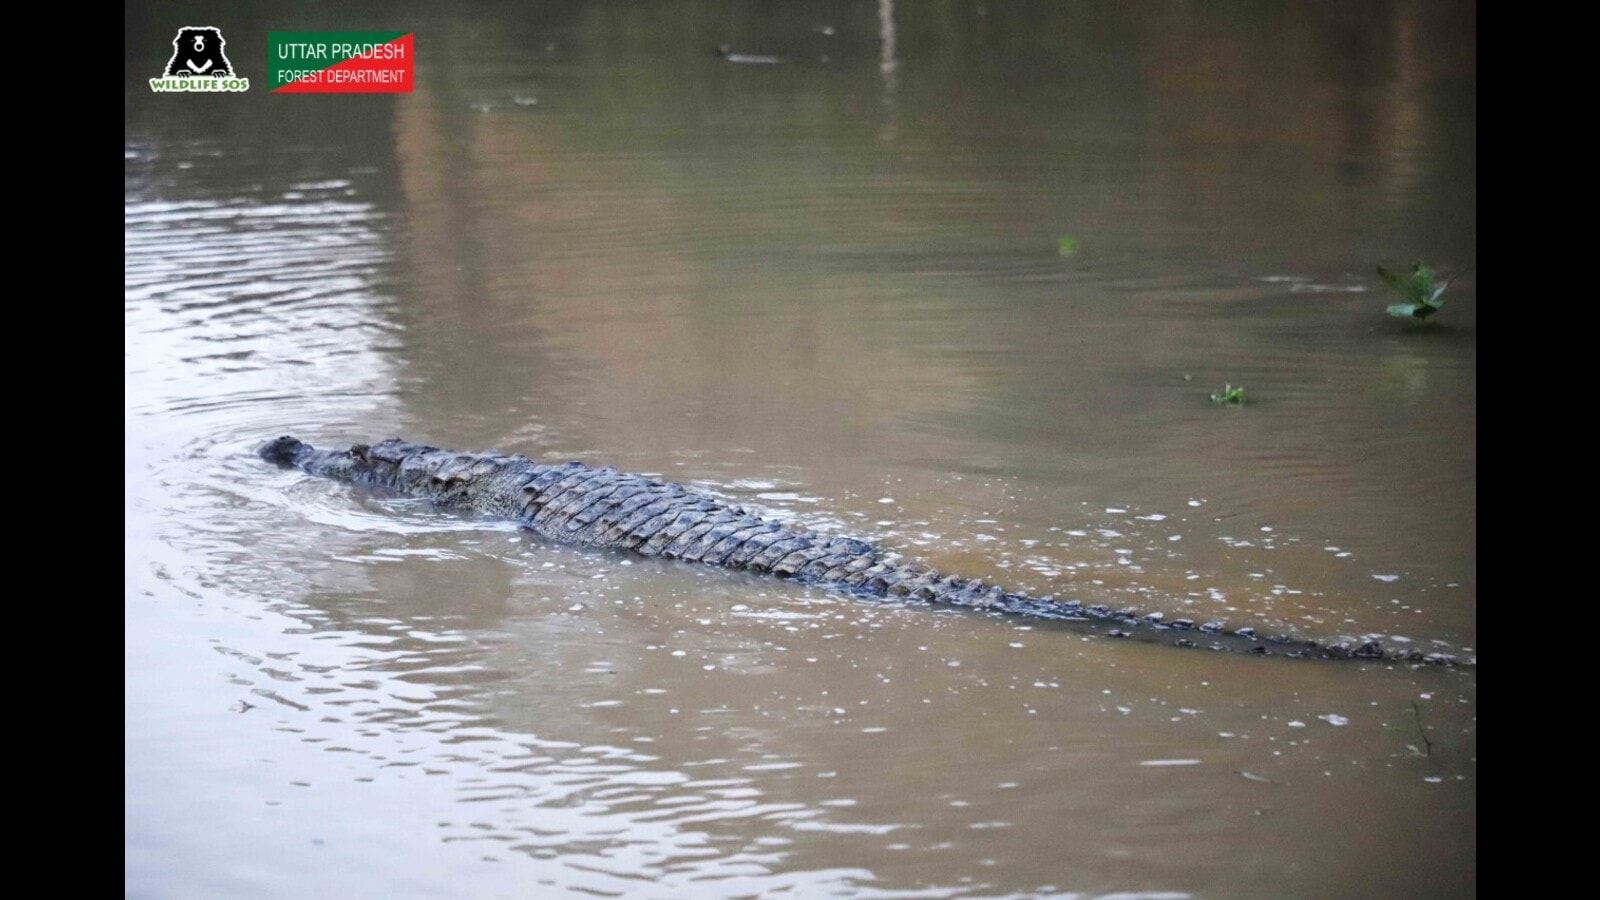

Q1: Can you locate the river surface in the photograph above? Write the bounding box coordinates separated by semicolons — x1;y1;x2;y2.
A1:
126;3;1475;896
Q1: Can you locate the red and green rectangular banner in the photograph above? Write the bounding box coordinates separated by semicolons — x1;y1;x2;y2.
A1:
269;32;413;93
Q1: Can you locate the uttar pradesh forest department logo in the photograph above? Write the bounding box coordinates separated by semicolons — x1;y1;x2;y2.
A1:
150;27;250;92
268;32;414;93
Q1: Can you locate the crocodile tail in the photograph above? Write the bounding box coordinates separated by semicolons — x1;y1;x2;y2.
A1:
827;561;1459;665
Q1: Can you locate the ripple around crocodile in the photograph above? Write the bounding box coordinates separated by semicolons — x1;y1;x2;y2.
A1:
259;436;1464;666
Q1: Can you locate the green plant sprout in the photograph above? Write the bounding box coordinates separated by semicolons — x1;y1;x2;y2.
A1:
1057;235;1080;256
1210;384;1245;406
1378;263;1466;320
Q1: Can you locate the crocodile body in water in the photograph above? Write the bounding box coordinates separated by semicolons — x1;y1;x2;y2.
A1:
260;436;1460;665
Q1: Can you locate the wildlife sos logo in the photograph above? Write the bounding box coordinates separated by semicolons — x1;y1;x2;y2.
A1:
149;27;251;92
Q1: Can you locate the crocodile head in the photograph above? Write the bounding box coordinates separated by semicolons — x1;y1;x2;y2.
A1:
258;435;310;466
259;435;452;495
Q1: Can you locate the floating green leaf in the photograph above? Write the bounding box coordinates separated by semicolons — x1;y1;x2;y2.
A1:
1057;235;1080;256
1210;384;1245;406
1379;263;1460;320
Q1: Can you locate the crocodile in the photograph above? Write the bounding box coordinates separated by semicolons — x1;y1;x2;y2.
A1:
260;436;1461;665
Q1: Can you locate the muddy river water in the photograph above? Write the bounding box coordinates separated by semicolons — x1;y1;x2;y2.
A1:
126;3;1474;896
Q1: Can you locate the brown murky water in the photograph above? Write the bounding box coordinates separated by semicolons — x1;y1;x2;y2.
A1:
126;3;1475;896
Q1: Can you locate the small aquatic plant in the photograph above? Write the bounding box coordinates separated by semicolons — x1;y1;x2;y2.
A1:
1379;263;1461;321
1210;384;1245;406
1385;702;1434;757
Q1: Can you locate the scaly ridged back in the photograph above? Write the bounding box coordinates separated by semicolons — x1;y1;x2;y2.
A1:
261;436;1462;666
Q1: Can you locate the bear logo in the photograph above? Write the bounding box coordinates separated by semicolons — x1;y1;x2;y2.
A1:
164;26;234;77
